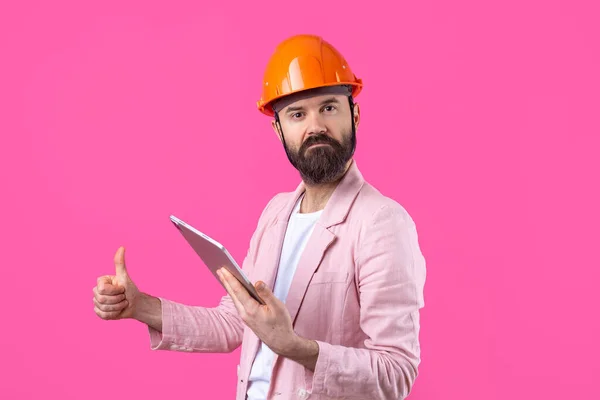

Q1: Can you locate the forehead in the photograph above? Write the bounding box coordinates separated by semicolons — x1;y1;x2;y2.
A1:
281;93;347;113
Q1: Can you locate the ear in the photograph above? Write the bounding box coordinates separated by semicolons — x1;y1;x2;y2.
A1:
271;119;283;143
353;102;360;129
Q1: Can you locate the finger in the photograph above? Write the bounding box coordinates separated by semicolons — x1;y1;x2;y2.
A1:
94;305;121;320
94;297;128;312
93;287;126;304
219;268;256;307
96;279;125;296
219;269;262;321
217;269;247;317
97;275;112;285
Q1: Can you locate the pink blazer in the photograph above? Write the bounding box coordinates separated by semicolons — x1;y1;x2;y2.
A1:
149;161;427;399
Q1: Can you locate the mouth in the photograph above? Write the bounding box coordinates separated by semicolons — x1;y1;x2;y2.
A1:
307;143;331;149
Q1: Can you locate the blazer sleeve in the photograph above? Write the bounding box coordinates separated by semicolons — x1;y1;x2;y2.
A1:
147;195;279;353
147;289;245;353
306;204;427;399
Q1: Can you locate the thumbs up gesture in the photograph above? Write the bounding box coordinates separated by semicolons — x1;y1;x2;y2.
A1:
93;246;141;320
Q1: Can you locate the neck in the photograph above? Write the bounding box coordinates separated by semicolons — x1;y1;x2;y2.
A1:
299;159;353;213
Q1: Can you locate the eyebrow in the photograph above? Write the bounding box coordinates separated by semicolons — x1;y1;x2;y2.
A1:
285;97;341;114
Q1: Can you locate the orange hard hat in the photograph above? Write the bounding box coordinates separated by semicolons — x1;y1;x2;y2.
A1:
257;34;363;117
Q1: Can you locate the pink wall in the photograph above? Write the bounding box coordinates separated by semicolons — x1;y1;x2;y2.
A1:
1;1;598;399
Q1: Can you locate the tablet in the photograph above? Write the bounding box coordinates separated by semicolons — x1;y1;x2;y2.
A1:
170;215;265;305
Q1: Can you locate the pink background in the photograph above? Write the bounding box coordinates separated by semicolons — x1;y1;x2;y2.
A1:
1;0;598;399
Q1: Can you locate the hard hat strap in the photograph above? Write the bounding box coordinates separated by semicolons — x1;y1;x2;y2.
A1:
348;96;356;158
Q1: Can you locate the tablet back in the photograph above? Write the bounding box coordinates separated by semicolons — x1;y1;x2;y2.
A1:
169;215;265;304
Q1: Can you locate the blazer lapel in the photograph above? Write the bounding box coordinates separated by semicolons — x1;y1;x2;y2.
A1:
284;224;336;324
253;183;305;290
252;220;287;290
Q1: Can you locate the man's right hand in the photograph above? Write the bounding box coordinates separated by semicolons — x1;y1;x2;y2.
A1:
93;246;141;320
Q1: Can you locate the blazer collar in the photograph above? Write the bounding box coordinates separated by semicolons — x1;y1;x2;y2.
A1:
275;159;365;228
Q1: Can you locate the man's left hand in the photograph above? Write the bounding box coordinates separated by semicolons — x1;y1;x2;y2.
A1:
217;267;298;357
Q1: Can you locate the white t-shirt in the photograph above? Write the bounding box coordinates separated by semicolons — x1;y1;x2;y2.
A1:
246;194;323;400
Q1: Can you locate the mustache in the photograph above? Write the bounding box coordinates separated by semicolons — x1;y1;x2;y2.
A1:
300;135;339;152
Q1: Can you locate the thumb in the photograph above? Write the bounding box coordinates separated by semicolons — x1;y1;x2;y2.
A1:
114;246;129;280
255;281;274;302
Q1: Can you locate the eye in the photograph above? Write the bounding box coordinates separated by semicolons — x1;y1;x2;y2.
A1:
323;105;337;113
291;112;304;120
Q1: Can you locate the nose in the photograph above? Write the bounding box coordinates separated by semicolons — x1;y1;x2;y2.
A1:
306;110;327;136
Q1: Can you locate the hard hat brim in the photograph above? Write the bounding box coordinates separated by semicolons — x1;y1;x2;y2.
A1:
257;80;363;117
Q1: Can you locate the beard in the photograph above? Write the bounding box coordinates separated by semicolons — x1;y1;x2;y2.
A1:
283;129;355;185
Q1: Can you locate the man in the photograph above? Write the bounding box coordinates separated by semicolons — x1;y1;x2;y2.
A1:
93;34;427;399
